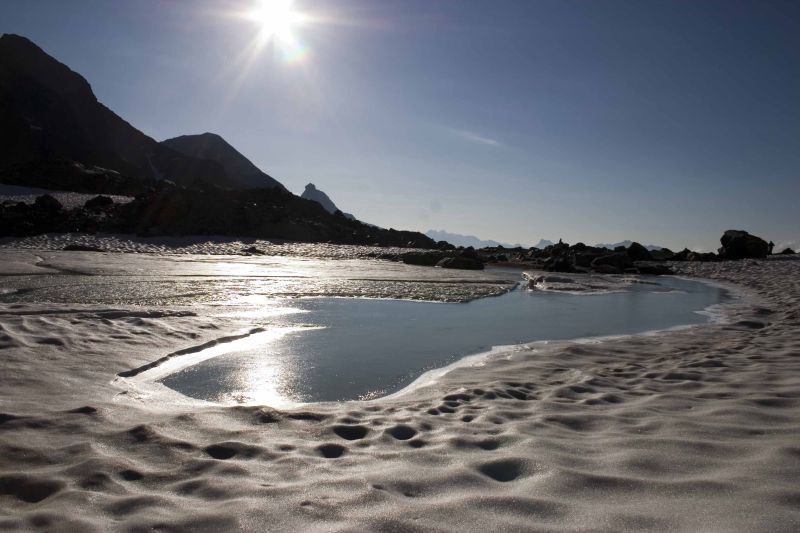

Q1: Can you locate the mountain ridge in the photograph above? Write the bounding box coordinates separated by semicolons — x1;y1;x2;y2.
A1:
0;34;235;189
160;133;286;191
425;230;526;249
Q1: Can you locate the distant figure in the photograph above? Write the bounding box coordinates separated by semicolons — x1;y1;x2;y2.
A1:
558;238;563;245
768;241;775;254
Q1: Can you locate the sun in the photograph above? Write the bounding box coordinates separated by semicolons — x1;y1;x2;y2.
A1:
247;0;304;42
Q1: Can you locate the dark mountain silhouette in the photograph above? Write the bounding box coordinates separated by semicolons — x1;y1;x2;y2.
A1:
0;33;236;189
0;34;441;248
161;133;286;191
300;183;355;219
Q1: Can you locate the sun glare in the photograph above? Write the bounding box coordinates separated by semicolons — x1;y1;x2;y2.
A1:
248;0;304;42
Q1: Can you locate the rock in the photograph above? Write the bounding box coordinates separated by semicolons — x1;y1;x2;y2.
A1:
84;195;114;211
687;251;718;262
592;264;622;274
591;252;632;271
540;244;577;272
33;194;62;212
436;256;484;270
780;248;795;255
459;247;480;260
241;246;265;255
63;244;103;252
718;230;769;259
650;247;674;261
634;262;674;275
401;252;446;267
626;242;653;261
670;248;692;261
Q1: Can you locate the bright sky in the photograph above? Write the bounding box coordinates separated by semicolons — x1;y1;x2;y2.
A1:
3;0;799;251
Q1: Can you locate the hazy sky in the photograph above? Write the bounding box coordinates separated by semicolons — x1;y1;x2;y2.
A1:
3;0;799;250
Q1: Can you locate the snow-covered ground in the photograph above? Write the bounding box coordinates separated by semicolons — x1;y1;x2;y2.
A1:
0;248;798;531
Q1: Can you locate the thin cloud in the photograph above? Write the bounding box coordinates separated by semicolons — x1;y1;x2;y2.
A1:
452;128;500;147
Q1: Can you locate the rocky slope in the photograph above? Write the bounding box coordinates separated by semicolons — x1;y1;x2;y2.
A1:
0;34;236;190
161;133;286;191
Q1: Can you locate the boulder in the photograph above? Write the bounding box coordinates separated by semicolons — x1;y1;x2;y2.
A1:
401;252;446;267
780;248;795;255
591;252;632;271
592;264;622;274
63;244;103;252
650;247;674;261
241;246;265;255
687;251;718;262
34;194;62;212
626;242;653;261
84;195;114;211
459;246;480;260
634;262;674;275
670;248;691;261
436;256;484;270
541;246;576;272
718;230;769;259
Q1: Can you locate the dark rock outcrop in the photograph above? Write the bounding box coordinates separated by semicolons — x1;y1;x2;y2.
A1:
780;248;796;255
718;230;769;260
84;195;114;211
34;194;62;212
63;244;104;252
634;262;674;275
626;242;653;261
400;251;446;267
591;252;633;271
687;251;718;262
436;256;484;270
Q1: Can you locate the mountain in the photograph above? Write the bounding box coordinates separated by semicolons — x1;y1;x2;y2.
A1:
595;240;666;251
160;133;285;191
300;183;355;219
425;230;525;249
0;34;236;189
533;239;555;249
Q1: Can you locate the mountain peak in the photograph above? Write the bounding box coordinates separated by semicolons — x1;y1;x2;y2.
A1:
160;133;285;191
300;182;355;219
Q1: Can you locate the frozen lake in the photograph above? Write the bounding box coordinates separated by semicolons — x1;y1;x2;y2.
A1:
0;249;728;406
156;276;727;404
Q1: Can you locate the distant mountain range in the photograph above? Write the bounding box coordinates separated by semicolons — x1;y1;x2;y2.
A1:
425;230;527;249
422;232;668;252
300;183;355;220
595;240;666;251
